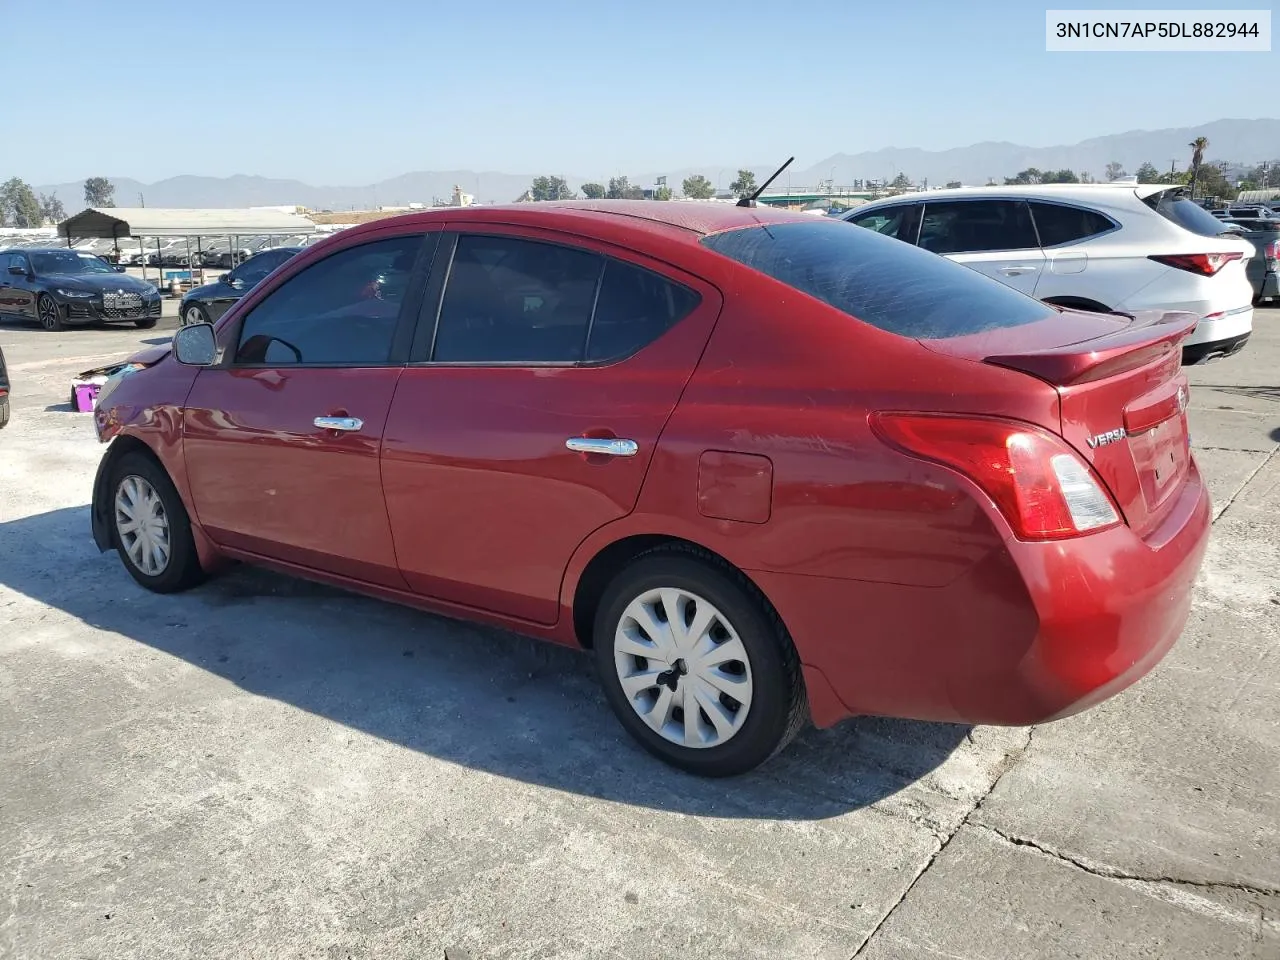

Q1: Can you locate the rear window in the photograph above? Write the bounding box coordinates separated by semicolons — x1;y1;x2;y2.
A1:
700;220;1054;339
1144;190;1233;238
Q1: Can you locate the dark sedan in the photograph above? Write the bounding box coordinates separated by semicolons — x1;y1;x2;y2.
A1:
0;248;162;331
179;247;301;327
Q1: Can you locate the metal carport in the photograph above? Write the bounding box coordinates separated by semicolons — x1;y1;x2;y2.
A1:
57;207;317;285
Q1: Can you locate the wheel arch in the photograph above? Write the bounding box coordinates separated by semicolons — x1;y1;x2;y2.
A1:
570;533;773;650
91;436;160;552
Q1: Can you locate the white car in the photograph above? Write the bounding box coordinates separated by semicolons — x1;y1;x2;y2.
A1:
844;183;1256;363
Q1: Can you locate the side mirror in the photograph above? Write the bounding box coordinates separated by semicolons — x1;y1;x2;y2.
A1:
7;265;25;275
113;264;126;273
174;323;218;366
226;276;244;290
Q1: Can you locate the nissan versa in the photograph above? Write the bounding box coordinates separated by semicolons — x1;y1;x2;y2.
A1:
88;201;1211;776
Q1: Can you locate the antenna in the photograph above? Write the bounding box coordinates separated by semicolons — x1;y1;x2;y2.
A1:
738;157;795;207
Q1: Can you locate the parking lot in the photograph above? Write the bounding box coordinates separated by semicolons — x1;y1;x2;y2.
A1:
0;309;1277;958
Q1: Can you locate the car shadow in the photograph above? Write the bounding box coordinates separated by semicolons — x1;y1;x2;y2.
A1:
0;505;972;821
44;401;74;413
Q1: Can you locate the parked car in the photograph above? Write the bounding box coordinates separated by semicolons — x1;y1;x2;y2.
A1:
179;247;302;326
0;344;9;429
0;248;162;331
1219;218;1280;304
89;201;1211;776
844;184;1257;364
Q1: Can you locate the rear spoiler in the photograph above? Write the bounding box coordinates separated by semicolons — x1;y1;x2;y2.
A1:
983;310;1200;386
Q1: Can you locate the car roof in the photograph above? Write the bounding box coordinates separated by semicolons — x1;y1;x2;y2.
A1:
331;200;815;246
856;183;1178;207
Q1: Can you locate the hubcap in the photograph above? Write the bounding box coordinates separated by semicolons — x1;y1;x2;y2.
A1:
114;475;171;576
38;298;58;329
613;588;753;749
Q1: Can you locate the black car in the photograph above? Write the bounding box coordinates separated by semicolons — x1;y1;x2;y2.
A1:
0;248;163;331
0;344;9;428
179;247;302;326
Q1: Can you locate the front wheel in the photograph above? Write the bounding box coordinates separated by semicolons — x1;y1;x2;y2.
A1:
36;294;63;331
134;316;157;329
181;303;208;327
593;547;806;776
109;451;206;593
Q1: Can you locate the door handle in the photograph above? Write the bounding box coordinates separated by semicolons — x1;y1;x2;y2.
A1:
566;437;639;457
314;416;363;432
999;265;1037;275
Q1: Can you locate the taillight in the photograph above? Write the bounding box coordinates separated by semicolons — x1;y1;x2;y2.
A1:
870;414;1121;540
1267;240;1280;261
1148;252;1243;276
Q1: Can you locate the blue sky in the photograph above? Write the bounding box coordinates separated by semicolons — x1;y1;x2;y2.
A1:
3;0;1269;185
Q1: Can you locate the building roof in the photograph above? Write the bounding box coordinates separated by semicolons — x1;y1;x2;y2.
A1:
58;207;317;240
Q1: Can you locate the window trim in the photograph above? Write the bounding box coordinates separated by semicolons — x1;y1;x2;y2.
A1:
1025;199;1121;249
410;227;704;369
917;197;1040;255
221;231;438;370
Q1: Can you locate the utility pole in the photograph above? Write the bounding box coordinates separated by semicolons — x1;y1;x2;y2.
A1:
138;193;145;207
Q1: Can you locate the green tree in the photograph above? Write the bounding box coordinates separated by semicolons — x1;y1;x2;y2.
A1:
580;182;606;199
529;176;573;201
606;176;643;200
1244;163;1280;189
1004;167;1043;185
729;169;757;199
1;178;42;228
654;186;672;201
1187;136;1209;198
84;176;115;207
890;172;912;189
1104;161;1127;181
1041;169;1080;184
1080;171;1096;183
1194;163;1231;202
1135;162;1161;183
39;192;65;225
681;174;715;199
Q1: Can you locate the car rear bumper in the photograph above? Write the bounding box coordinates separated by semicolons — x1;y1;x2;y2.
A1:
753;459;1211;728
1181;303;1252;347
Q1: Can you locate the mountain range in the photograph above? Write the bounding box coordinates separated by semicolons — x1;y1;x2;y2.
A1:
33;118;1278;210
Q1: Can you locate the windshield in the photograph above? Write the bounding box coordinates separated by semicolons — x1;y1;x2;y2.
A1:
1144;189;1232;238
700;220;1054;339
30;251;117;276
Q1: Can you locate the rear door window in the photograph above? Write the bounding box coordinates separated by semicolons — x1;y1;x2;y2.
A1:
847;204;919;243
586;260;699;362
703;220;1053;339
918;199;1037;254
1028;202;1115;246
433;235;602;363
1144;190;1233;238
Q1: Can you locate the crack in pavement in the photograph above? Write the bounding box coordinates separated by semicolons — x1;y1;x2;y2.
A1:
1214;444;1280;524
848;728;1036;958
977;824;1280;899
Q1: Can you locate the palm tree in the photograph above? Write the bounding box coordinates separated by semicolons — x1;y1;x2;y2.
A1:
1188;136;1209;199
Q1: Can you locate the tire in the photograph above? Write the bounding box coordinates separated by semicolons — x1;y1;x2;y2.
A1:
593;545;807;776
182;303;208;328
134;317;157;329
108;450;206;593
0;396;9;429
36;294;63;331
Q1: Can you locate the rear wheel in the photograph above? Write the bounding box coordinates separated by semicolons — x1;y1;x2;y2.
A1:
593;547;806;776
36;295;63;331
109;451;205;593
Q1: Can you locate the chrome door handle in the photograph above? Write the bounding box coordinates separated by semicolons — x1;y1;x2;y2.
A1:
999;265;1036;275
314;416;363;432
566;437;638;457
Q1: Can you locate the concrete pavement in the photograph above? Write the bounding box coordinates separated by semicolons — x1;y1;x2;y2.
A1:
0;310;1276;959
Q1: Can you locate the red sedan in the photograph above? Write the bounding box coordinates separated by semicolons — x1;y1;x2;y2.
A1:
89;201;1210;776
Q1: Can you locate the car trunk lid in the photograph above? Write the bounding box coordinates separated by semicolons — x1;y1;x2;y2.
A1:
922;307;1198;537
